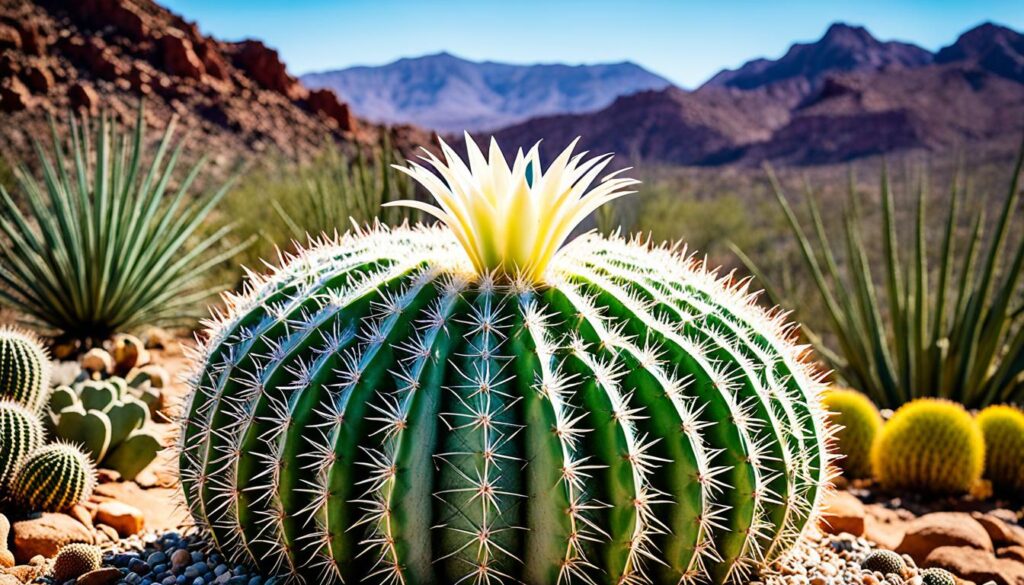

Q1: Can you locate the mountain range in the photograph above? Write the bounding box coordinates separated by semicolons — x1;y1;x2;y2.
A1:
300;53;673;132
484;22;1024;166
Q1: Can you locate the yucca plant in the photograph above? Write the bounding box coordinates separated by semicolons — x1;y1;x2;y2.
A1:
735;148;1024;408
0;105;242;345
273;132;417;239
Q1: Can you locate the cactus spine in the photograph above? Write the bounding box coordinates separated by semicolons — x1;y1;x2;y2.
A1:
977;405;1024;492
0;327;51;414
0;400;45;491
178;139;834;585
51;543;102;581
10;443;96;512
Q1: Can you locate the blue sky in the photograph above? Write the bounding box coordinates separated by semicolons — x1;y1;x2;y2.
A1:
162;0;1024;87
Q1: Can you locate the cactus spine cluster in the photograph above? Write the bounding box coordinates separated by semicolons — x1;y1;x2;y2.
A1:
871;398;984;494
51;543;102;581
0;400;45;491
10;443;96;512
179;139;834;585
0;327;51;414
976;405;1024;492
822;388;881;479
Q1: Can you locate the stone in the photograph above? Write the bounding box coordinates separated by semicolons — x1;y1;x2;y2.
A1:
924;546;1024;585
0;513;9;542
170;548;190;570
0;23;21;50
307;89;354;131
820;490;866;536
24;64;53;94
95;501;144;537
80;347;114;375
0;574;21;585
77;567;124;585
69;504;94;532
11;513;93;563
95;524;119;543
973;512;1024;548
94;483;188;533
0;549;12;568
897;512;993;564
231;40;305;99
0;78;31;112
998;546;1024;563
160;29;205;80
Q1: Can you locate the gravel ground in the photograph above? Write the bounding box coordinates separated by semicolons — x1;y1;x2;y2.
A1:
34;531;278;585
759;529;956;585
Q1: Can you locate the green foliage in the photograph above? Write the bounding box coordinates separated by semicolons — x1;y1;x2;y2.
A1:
976;404;1024;492
51;543;101;581
860;550;905;575
737;149;1024;409
0;326;51;413
49;376;159;480
871;398;984;494
0;106;243;345
178;227;832;585
211;134;418;280
822;388;882;479
10;443;95;512
0;400;44;491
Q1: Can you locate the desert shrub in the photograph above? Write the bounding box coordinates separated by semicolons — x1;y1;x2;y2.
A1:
0;107;241;345
737;152;1024;408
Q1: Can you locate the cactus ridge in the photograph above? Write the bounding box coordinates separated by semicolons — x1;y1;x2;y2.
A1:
178;227;834;585
0;326;51;414
10;442;95;512
0;400;45;491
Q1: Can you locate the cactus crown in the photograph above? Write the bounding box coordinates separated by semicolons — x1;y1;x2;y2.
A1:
388;136;639;283
977;404;1024;492
0;326;52;414
11;442;96;512
823;388;882;479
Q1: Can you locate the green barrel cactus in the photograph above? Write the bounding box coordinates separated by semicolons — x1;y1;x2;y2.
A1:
822;388;882;479
0;400;45;491
10;443;96;512
0;327;51;414
976;405;1024;493
871;398;984;494
178;138;834;585
49;377;161;480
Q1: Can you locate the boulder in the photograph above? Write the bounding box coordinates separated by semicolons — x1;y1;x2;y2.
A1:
999;546;1024;563
973;512;1024;548
924;546;1024;585
897;512;994;564
0;549;12;568
0;574;21;585
232;39;305;99
77;567;123;585
160;29;205;80
820;490;866;536
69;82;99;114
307;89;354;131
95;501;144;537
11;513;93;563
0;23;21;50
24;64;53;94
0;78;31;112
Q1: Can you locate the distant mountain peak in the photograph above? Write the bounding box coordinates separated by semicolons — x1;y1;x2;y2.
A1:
704;22;932;93
936;21;1024;82
301;54;673;132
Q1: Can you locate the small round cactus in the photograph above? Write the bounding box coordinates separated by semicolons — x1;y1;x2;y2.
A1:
860;549;905;575
823;388;882;479
871;398;984;494
920;568;956;585
0;326;51;414
0;400;45;491
51;543;101;581
977;404;1024;493
10;443;96;512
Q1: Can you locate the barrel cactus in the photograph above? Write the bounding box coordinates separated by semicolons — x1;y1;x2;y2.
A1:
0;326;51;414
178;138;834;584
871;398;984;494
822;388;882;479
0;400;45;491
976;405;1024;492
10;443;96;512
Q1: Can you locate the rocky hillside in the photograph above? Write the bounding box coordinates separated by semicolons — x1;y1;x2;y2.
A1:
0;0;429;167
301;52;672;133
484;22;1024;166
